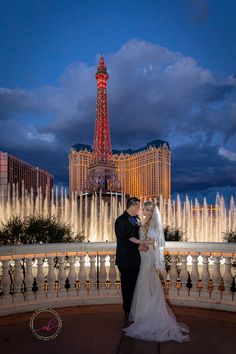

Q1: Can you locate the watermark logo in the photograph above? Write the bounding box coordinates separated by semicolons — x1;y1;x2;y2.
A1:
29;308;62;341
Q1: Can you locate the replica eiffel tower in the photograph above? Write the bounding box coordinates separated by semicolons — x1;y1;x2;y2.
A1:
86;55;121;194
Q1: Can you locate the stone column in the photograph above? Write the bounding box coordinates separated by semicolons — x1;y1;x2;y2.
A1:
68;256;77;296
108;255;119;295
47;257;56;299
169;254;178;297
190;254;200;297
12;258;23;303
36;257;46;300
1;259;12;304
223;256;233;300
25;258;34;301
78;254;87;296
211;256;222;301
88;254;98;296
58;256;67;297
98;254;107;295
201;255;210;299
178;254;189;297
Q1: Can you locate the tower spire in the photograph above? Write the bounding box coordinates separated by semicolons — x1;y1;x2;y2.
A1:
85;55;121;193
93;54;112;161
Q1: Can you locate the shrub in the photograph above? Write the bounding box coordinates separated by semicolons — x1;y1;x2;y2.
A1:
223;230;236;243
164;225;185;242
0;215;84;245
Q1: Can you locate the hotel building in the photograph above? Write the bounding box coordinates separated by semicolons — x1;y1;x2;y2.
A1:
69;139;171;200
0;151;54;202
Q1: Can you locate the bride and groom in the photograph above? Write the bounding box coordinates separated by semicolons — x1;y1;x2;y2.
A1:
115;197;190;343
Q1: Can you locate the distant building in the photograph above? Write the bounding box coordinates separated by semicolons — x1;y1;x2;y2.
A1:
69;139;171;200
0;151;53;202
112;140;170;200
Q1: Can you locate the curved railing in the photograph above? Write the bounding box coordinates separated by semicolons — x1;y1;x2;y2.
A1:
0;242;236;316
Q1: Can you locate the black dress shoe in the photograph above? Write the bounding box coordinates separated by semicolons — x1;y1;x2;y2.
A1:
124;312;130;320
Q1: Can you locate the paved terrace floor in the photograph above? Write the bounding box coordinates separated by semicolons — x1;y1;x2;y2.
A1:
0;304;235;354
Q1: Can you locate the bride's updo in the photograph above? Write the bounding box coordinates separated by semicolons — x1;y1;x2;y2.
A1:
142;201;156;234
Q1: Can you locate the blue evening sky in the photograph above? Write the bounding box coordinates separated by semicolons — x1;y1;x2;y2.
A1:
0;0;236;202
1;0;235;88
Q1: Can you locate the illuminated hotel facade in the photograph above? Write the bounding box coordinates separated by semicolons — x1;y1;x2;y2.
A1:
69;139;171;200
0;151;54;202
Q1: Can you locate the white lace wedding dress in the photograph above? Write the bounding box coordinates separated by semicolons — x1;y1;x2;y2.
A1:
122;227;190;343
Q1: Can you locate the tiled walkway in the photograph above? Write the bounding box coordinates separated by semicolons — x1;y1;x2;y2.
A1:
0;304;235;354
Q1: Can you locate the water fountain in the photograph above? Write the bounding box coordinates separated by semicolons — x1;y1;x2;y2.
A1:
0;184;235;242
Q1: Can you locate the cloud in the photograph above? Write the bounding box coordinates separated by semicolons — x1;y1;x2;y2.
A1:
0;87;45;120
219;147;236;162
0;39;235;196
172;143;236;192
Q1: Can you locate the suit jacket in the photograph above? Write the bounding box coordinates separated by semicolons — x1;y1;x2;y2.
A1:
115;210;141;267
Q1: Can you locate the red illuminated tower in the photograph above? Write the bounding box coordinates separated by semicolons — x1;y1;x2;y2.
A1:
93;55;112;161
86;55;121;192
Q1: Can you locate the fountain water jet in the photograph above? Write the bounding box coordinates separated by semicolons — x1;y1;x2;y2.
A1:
0;184;235;242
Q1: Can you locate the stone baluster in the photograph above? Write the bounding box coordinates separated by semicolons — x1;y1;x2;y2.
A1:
78;254;87;295
1;259;11;304
36;258;45;299
58;256;67;297
25;258;34;300
108;255;117;283
47;257;56;298
88;254;97;295
211;256;221;300
98;254;107;294
13;258;22;303
68;256;77;295
201;255;210;298
190;254;200;297
109;255;118;294
223;256;233;300
169;254;178;296
178;254;189;297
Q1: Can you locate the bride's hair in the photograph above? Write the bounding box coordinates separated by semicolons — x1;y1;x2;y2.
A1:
142;201;156;235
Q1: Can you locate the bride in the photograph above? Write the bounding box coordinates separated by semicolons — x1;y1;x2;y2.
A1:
122;201;190;343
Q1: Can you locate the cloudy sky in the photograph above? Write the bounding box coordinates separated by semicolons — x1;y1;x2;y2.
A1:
0;0;236;203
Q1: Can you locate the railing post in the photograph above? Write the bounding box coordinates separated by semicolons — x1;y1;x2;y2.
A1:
58;256;67;297
169;254;178;296
190;254;200;297
36;257;46;300
108;255;120;295
211;256;222;300
25;258;34;301
12;258;23;303
1;260;11;304
178;253;189;297
201;255;210;299
68;256;77;296
78;254;87;295
98;254;107;295
223;256;233;300
88;254;98;295
47;256;56;299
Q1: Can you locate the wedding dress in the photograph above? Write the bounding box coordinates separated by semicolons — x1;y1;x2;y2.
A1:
122;225;190;343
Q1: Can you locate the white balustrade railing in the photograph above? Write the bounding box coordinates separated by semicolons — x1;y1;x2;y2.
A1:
0;242;236;316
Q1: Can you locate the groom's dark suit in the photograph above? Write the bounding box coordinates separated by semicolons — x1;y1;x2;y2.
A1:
115;210;141;315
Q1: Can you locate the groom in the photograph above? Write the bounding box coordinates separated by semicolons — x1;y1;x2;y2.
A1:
115;197;148;321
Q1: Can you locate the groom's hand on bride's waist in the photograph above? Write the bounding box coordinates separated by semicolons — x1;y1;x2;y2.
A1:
138;244;149;252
